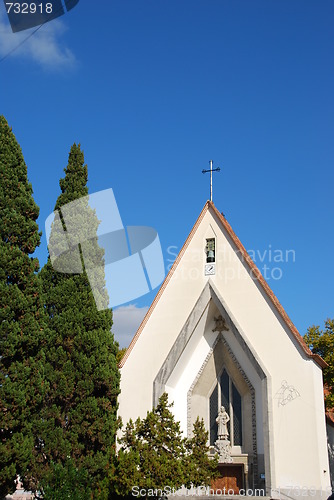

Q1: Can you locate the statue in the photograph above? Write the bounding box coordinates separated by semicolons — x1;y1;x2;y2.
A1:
216;406;230;440
215;406;232;463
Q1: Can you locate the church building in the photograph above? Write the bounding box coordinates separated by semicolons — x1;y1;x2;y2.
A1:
118;201;330;498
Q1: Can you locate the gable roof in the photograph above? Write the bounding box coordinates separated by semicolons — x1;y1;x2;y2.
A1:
119;201;326;369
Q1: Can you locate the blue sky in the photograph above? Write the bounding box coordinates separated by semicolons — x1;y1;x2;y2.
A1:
1;0;333;347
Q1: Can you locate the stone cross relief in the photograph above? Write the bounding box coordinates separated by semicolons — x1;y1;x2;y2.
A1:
212;315;229;334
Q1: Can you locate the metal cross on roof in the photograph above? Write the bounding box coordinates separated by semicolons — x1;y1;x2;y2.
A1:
202;160;220;202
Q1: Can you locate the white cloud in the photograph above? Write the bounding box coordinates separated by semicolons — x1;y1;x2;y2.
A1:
0;10;76;69
112;304;149;349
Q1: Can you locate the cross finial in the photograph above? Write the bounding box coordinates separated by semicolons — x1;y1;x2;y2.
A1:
202;160;220;202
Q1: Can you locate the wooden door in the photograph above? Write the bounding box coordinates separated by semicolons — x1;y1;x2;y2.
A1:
211;464;243;494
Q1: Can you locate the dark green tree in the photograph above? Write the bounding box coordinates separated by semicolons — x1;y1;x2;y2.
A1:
39;459;92;500
30;144;120;498
113;393;217;498
184;417;218;488
304;318;334;410
0;116;46;497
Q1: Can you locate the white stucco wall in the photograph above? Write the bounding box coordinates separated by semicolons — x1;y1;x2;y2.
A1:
327;421;334;490
119;204;330;496
165;309;216;434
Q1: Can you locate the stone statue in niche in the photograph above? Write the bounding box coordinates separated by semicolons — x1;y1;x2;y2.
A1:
216;405;230;439
215;406;233;463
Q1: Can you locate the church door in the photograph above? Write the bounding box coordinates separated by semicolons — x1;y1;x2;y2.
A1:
211;464;244;494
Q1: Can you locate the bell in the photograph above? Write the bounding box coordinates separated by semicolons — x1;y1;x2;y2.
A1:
207;250;215;263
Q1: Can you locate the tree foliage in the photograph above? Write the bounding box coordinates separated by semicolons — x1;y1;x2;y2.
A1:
113;393;217;498
184;417;218;487
0;116;46;497
116;347;127;365
38;459;92;500
304;318;334;409
29;144;120;498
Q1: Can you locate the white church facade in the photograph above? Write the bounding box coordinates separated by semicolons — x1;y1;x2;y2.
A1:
118;201;331;498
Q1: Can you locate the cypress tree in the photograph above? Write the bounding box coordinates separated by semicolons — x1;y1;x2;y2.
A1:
0;116;46;497
32;144;120;498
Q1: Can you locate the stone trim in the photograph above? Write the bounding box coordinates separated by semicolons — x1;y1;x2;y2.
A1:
187;334;220;437
209;280;266;381
187;334;258;489
153;282;212;406
220;335;258;487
